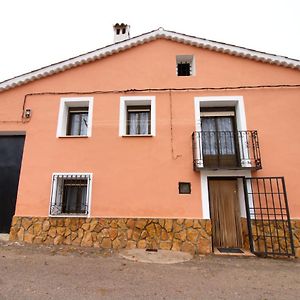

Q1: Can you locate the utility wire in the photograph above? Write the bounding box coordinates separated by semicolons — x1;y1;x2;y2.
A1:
0;83;299;123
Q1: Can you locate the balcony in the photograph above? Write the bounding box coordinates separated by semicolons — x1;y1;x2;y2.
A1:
192;130;262;170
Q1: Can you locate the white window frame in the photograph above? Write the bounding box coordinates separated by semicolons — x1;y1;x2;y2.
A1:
119;96;156;136
194;96;250;168
176;55;195;76
194;96;251;219
49;172;93;217
56;97;94;137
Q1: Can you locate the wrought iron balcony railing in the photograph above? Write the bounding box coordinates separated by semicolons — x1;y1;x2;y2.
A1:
192;130;262;170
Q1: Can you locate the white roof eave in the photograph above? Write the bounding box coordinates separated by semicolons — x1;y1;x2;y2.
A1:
1;28;299;92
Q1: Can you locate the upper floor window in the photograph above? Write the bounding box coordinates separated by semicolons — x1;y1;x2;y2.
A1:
57;97;93;137
200;107;238;168
176;55;195;76
127;106;151;135
67;107;89;136
119;96;156;136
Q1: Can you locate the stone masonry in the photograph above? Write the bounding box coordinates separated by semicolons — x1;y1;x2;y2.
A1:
241;218;300;257
291;220;300;257
9;217;212;255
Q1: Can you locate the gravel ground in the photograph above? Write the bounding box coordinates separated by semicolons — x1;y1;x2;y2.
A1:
0;241;299;300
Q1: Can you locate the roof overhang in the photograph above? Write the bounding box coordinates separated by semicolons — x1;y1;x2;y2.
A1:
1;28;299;92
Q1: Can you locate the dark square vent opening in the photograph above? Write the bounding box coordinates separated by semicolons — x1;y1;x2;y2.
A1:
179;182;191;194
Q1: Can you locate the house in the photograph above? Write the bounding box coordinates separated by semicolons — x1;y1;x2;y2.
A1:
0;24;299;257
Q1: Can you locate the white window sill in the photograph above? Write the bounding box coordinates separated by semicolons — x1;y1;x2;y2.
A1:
49;214;89;218
122;134;153;137
57;135;90;138
176;74;195;77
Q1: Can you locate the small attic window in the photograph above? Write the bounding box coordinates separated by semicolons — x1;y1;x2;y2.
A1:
116;28;120;35
176;55;195;76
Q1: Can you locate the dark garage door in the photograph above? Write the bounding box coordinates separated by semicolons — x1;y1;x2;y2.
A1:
0;135;25;233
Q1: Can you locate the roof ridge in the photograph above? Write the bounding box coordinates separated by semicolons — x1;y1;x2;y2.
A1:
1;28;299;91
0;28;159;86
163;29;300;62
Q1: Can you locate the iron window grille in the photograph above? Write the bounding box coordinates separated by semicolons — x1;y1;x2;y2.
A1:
67;107;89;136
176;55;194;76
126;106;151;135
50;174;91;216
177;62;191;76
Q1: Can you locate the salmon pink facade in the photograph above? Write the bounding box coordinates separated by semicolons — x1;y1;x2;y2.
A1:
1;27;300;257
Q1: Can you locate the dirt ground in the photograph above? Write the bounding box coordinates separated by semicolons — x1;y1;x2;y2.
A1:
0;241;299;300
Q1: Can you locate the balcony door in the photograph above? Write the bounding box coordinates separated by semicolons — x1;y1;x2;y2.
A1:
201;108;239;168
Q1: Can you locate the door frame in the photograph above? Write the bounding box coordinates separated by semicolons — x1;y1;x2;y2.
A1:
200;170;251;219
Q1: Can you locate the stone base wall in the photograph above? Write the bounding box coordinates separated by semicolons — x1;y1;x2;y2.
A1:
291;220;300;257
9;216;212;255
241;218;300;257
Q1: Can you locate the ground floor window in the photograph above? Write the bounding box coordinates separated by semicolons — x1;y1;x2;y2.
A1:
50;173;91;216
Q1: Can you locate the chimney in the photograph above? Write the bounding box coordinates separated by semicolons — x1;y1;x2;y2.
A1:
113;23;130;43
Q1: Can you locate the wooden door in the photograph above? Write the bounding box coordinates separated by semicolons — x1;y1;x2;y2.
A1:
209;179;242;248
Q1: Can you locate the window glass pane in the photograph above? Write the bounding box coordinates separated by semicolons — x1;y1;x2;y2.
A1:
217;118;235;155
201;117;236;156
129;112;138;134
139;112;149;134
80;113;88;135
80;186;87;212
202;118;217;155
63;186;78;213
69;114;81;135
217;117;233;132
201;118;216;131
127;106;151;135
67;107;89;136
62;179;87;214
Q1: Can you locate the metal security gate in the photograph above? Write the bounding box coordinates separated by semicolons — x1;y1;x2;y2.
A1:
243;177;295;257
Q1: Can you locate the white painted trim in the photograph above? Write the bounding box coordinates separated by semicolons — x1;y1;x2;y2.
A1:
56;97;93;138
176;55;196;76
119;96;156;136
194;95;246;130
122;134;153;137
194;96;250;168
200;169;251;219
1;28;299;92
49;172;93;217
194;95;252;218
